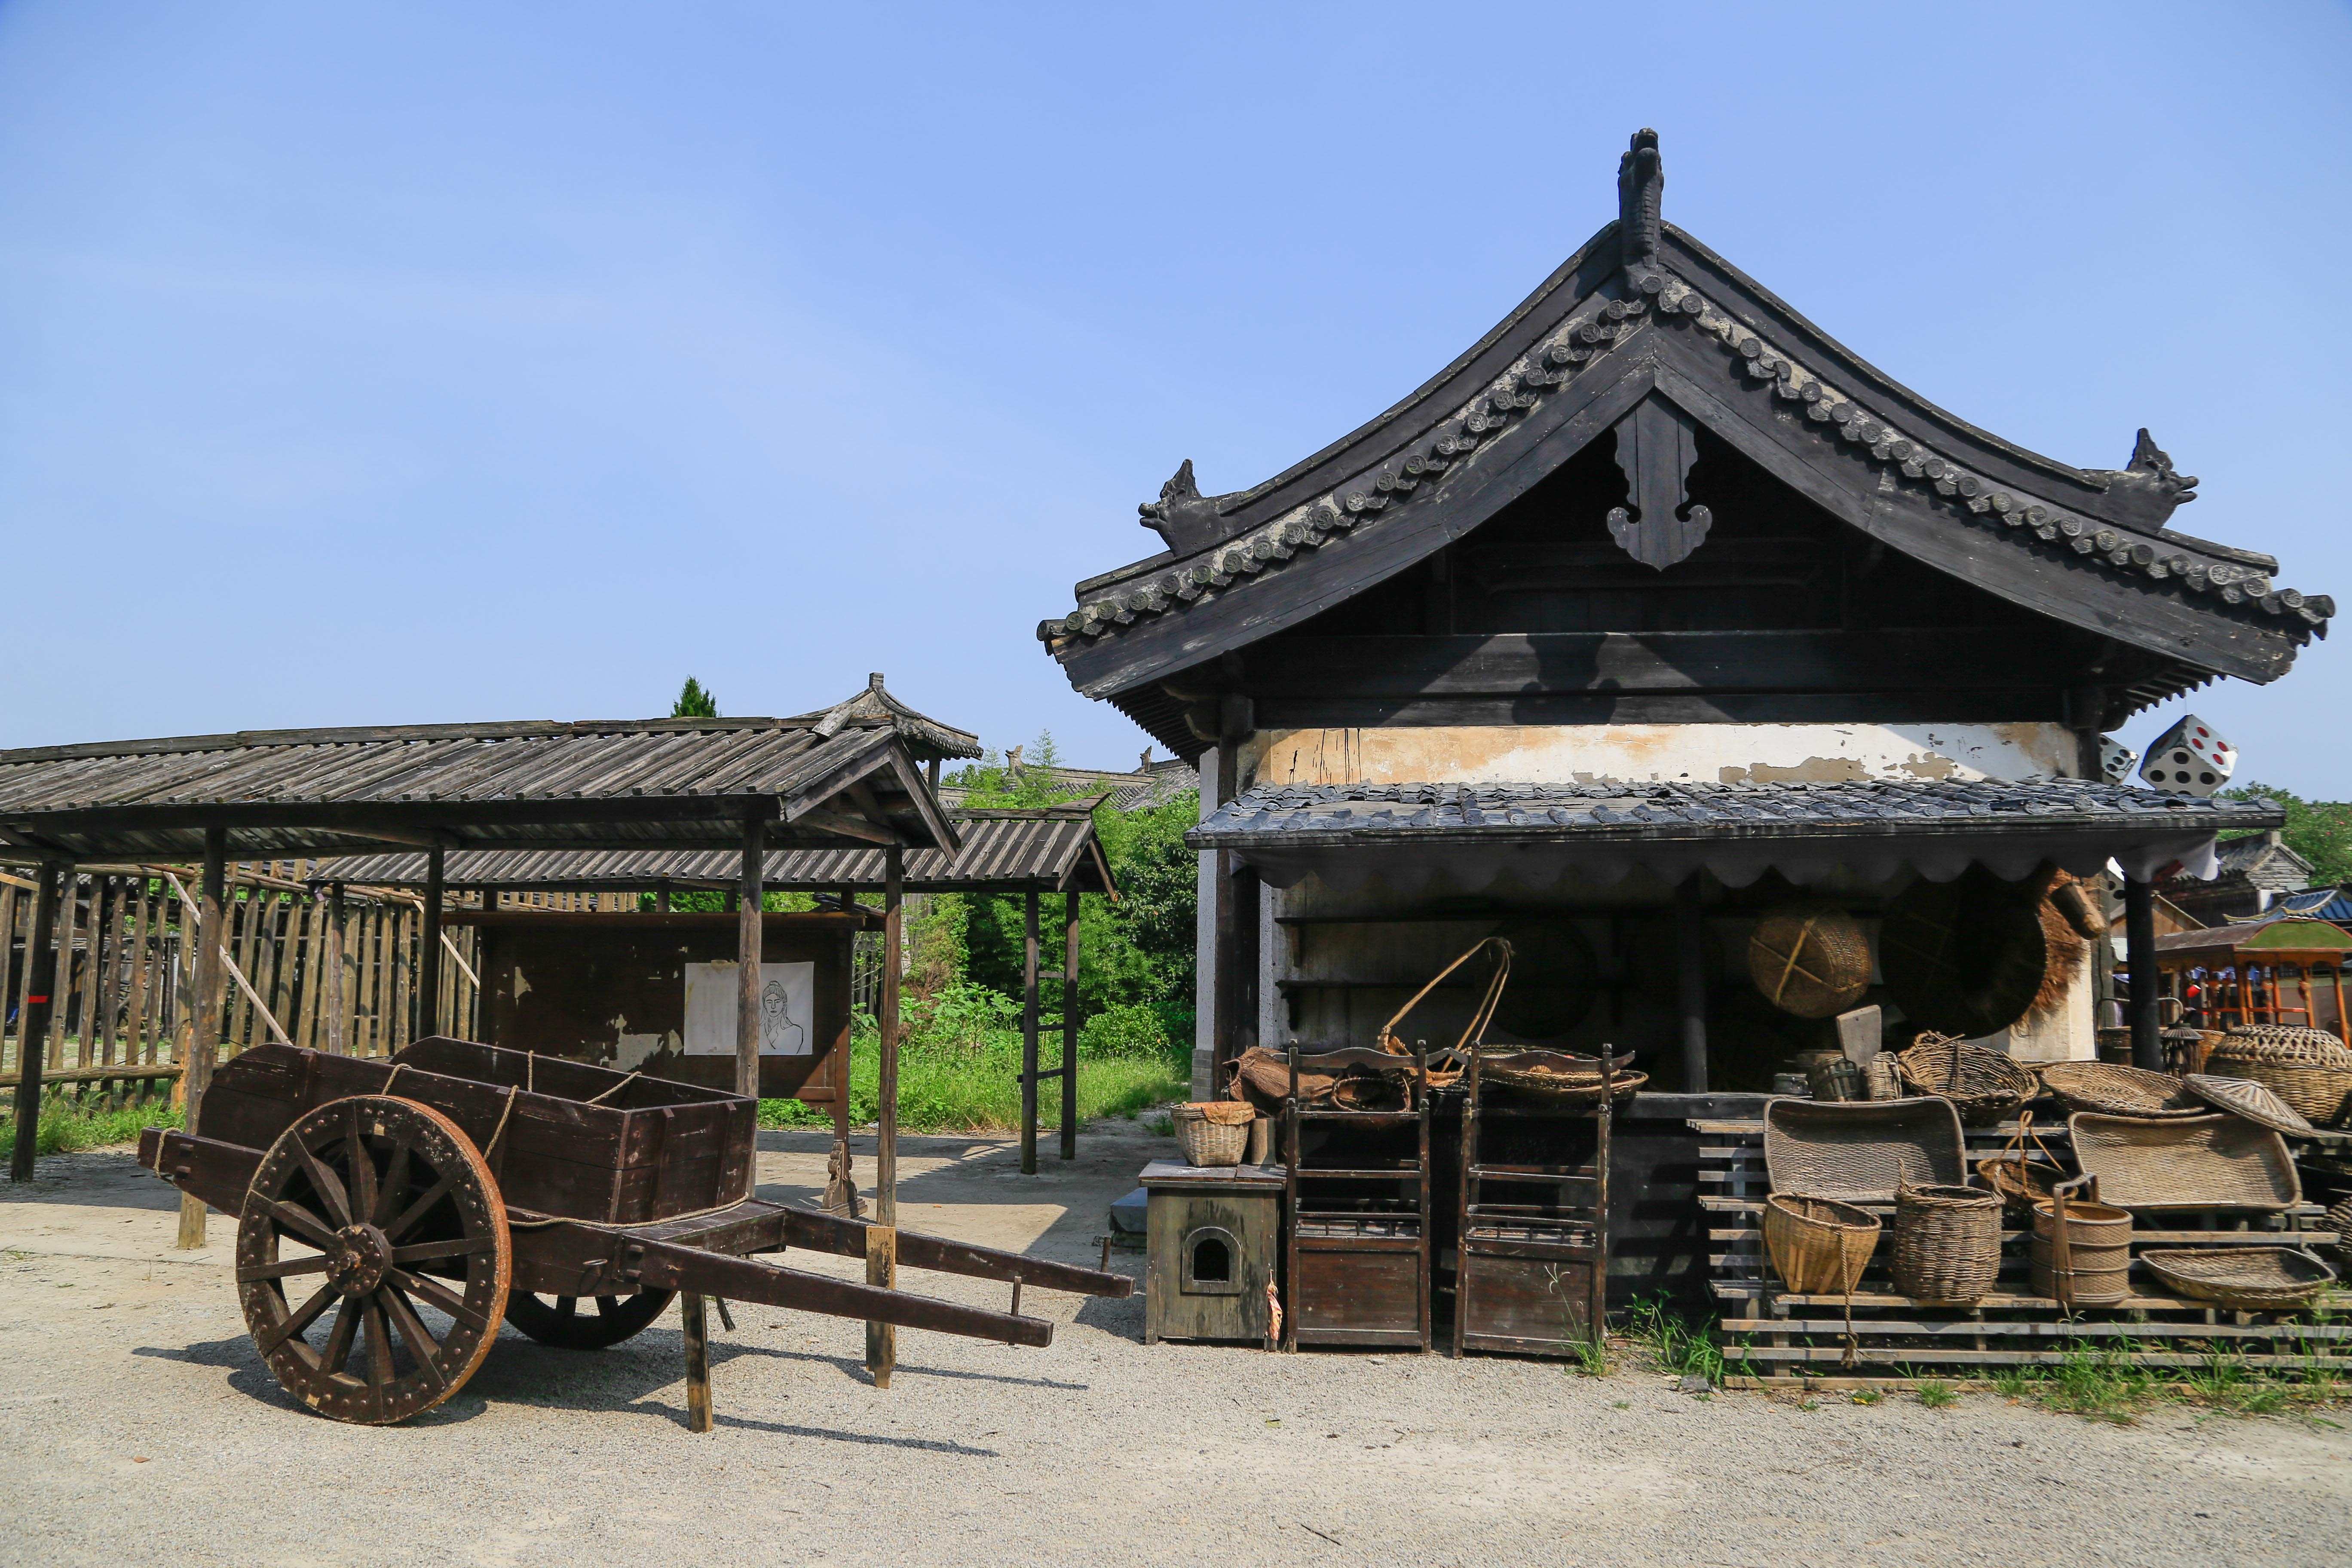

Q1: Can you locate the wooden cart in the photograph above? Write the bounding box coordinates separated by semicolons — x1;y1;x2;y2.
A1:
138;1037;1130;1426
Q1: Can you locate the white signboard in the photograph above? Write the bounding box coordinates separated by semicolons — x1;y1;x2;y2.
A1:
682;961;814;1057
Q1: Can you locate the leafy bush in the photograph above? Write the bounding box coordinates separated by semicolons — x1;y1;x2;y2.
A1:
1081;1003;1171;1058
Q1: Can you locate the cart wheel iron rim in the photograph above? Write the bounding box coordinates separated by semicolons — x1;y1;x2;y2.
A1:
504;1289;677;1349
236;1094;512;1425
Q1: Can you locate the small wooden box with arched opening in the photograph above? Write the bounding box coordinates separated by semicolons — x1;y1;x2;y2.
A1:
1140;1159;1281;1345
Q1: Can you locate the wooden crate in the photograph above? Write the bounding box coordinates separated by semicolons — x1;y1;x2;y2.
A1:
1142;1161;1282;1345
1693;1115;2351;1378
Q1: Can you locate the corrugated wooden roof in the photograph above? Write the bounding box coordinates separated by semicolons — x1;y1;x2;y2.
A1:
0;717;957;862
308;802;1114;895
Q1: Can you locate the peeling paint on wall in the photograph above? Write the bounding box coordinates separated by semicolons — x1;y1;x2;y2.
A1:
1244;723;2079;790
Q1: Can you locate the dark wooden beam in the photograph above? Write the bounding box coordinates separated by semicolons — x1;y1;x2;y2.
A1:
735;811;764;1100
2125;876;2162;1071
177;830;227;1247
9;862;64;1183
419;848;444;1044
1021;889;1041;1177
1061;890;1080;1163
1675;874;1709;1095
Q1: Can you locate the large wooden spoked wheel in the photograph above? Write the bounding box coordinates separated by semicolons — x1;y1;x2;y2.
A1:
504;1289;677;1349
236;1095;511;1425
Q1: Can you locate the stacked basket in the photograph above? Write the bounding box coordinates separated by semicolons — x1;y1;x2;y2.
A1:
2206;1027;2352;1127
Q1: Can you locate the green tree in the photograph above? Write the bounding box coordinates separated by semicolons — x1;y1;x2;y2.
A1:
673;677;719;718
2219;782;2352;886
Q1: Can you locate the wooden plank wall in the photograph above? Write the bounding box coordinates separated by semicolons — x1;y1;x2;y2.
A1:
0;864;493;1106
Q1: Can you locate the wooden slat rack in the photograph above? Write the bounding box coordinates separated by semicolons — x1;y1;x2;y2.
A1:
1693;1113;2349;1385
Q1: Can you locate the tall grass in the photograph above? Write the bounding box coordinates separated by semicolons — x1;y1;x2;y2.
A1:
760;985;1190;1133
0;1099;182;1158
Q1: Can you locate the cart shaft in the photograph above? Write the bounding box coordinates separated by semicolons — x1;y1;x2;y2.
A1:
623;1235;1054;1347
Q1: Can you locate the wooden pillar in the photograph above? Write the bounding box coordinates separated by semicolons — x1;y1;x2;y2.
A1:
926;757;941;794
1675;873;1709;1094
655;885;671;913
1060;889;1080;1162
419;848;444;1041
178;830;228;1247
867;843;903;1389
325;882;347;1055
680;1291;712;1432
9;862;66;1183
1021;888;1040;1176
2125;876;2162;1072
736;810;764;1101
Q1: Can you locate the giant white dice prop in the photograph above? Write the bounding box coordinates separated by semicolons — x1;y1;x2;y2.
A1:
2138;715;2234;796
2098;735;2139;784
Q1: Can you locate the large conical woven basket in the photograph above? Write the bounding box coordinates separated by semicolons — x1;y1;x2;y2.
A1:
1762;1195;1880;1295
2207;1028;2352;1126
1891;1182;2003;1303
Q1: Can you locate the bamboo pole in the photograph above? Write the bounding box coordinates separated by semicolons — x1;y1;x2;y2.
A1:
178;832;228;1247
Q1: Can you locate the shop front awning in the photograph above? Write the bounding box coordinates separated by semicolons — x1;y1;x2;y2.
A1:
1186;778;2279;892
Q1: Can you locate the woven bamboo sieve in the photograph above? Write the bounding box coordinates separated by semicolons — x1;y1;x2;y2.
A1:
2140;1247;2337;1311
1891;1181;2003;1303
2206;1029;2352;1127
2038;1061;2203;1119
1762;1194;1880;1295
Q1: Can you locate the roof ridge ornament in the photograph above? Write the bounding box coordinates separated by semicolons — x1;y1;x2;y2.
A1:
2082;429;2199;530
1617;128;1665;296
1139;458;1226;554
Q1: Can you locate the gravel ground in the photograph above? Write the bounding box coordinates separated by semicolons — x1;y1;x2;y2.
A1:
3;1122;2347;1568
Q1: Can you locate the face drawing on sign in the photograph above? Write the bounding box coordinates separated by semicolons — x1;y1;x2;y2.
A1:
761;977;803;1054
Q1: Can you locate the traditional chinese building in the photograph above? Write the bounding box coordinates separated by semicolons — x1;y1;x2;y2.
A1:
1036;132;2319;1290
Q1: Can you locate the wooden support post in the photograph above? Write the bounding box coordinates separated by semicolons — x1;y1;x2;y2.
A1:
1021;888;1040;1176
655;885;671;913
680;1291;713;1432
863;1223;897;1389
1061;889;1080;1162
9;862;65;1183
2125;876;2162;1072
178;830;228;1247
419;848;444;1041
325;883;347;1055
879;844;901;1222
736;810;764;1101
1675;873;1709;1094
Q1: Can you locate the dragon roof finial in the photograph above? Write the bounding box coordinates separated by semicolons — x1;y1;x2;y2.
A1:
1617;128;1663;294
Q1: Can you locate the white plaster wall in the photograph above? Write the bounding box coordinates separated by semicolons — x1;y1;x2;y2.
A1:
1244;722;2081;791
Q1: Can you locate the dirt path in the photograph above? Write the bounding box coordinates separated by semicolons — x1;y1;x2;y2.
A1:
3;1124;2346;1568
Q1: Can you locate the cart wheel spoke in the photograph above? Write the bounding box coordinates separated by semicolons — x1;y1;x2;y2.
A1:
238;1094;510;1426
555;1296;578;1319
320;1297;362;1377
371;1140;413;1229
380;1286;451;1392
382;1171;460;1243
345;1115;377;1224
294;1138;352;1228
255;1281;340;1356
390;1268;492;1333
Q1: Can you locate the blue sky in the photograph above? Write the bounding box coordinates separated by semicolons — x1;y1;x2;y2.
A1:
1;3;2346;791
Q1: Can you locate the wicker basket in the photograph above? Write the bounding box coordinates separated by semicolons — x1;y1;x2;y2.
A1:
2069;1113;2301;1213
1173;1103;1251;1167
1748;903;1873;1019
1474;1049;1641;1103
1762;1194;1881;1295
2206;1029;2352;1127
2182;1073;2314;1137
1764;1096;1966;1205
1975;1109;2064;1217
1894;1033;2040;1124
1891;1181;2003;1303
2037;1061;2204;1119
2140;1246;2337;1311
2029;1197;2133;1306
2324;1196;2352;1274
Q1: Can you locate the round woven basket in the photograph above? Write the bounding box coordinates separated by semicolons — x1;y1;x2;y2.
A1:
2029;1198;2133;1305
1894;1034;2039;1124
2182;1073;2315;1137
1880;869;2049;1038
2207;1029;2352;1127
1478;1063;1647;1104
2324;1195;2352;1274
1762;1194;1881;1295
2038;1061;2204;1119
1172;1103;1250;1167
1748;903;1872;1019
2140;1246;2337;1311
1892;1181;2003;1303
